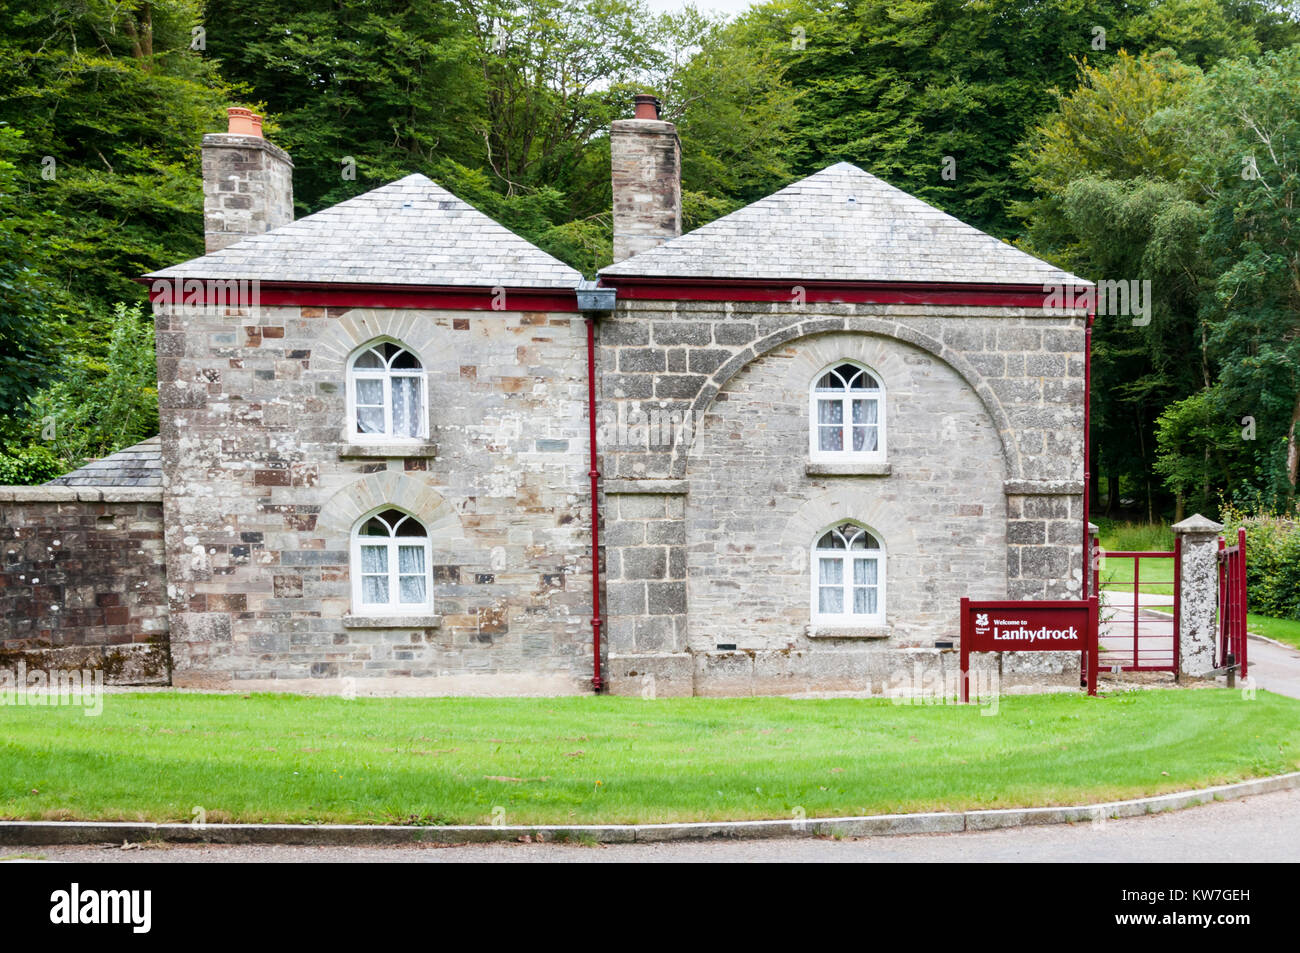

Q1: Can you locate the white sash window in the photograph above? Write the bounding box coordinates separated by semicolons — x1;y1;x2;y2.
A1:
812;523;885;625
351;509;432;614
810;362;885;462
348;342;427;441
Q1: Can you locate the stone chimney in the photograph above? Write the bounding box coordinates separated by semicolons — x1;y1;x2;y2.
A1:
201;107;294;253
610;94;681;263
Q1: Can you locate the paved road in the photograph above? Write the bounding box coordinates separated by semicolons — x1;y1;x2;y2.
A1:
8;787;1299;863
1236;637;1300;700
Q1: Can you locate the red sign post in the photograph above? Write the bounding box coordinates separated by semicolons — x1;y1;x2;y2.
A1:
960;598;1099;702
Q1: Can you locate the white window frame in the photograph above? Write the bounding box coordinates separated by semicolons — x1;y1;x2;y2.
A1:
808;361;886;463
350;508;434;616
346;340;429;442
810;523;886;626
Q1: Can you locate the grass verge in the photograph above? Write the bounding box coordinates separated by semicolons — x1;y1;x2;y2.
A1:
1;690;1297;826
1249;614;1300;650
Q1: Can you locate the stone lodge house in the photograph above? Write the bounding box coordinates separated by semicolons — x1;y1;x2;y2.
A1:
0;100;1092;696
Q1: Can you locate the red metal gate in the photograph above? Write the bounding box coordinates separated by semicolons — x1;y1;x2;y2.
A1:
1217;528;1248;679
1095;539;1181;672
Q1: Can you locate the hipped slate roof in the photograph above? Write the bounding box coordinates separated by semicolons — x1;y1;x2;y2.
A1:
145;173;581;289
601;162;1088;286
46;437;162;488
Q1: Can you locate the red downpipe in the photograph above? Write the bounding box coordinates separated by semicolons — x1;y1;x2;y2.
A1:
1082;310;1095;600
585;315;604;692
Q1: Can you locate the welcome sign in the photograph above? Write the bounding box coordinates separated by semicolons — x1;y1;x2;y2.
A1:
960;597;1099;700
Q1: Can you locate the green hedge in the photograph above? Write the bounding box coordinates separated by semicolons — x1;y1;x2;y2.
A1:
1220;505;1300;621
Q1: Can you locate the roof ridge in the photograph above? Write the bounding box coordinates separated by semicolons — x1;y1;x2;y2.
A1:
601;162;1087;287
145;173;581;289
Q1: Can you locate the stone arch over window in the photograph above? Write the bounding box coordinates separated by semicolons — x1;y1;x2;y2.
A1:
312;309;445;374
811;521;886;625
346;339;427;440
809;360;885;461
318;471;460;542
351;506;432;614
671;318;1019;480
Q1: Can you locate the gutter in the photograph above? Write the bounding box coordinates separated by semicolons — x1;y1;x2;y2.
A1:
576;281;617;692
1083;309;1095;601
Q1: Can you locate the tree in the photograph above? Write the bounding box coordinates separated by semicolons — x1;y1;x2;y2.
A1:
22;303;159;475
202;0;483;213
0;127;53;422
0;0;231;325
1014;51;1207;518
1167;48;1300;504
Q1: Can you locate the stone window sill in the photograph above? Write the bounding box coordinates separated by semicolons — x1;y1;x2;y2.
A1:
339;442;438;460
805;625;890;639
805;462;891;477
342;614;442;629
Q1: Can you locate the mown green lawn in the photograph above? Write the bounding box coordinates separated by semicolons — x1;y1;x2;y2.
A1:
1250;614;1300;649
1;690;1297;826
1099;554;1176;598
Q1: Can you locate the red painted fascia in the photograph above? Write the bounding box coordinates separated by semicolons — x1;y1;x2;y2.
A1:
137;277;580;313
597;276;1087;309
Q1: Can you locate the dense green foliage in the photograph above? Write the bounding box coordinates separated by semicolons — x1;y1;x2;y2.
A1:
1;0;1300;517
1221;504;1300;620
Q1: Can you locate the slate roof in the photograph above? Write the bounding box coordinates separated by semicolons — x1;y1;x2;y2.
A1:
145;173;581;289
47;437;162;488
601;162;1088;286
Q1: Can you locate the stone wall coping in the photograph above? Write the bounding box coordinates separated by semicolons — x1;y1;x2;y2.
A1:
804;462;892;477
201;132;295;167
0;485;163;504
1172;513;1225;535
604;479;689;495
341;615;442;630
338;442;439;460
1002;480;1084;496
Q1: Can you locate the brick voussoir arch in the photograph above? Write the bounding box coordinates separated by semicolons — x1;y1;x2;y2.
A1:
317;471;462;540
671;317;1021;480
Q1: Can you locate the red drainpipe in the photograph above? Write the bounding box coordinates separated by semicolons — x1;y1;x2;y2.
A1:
1082;309;1094;600
586;314;604;692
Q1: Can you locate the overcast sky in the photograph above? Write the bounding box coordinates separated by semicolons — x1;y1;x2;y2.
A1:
642;0;758;17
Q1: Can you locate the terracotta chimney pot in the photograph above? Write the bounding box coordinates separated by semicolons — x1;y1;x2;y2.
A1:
226;107;263;137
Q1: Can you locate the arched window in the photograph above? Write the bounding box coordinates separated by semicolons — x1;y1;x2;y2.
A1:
350;508;432;614
347;341;427;440
811;522;885;624
809;362;885;461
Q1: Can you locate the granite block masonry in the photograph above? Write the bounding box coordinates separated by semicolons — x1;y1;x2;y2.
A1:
1174;513;1224;678
1;98;1125;696
593;300;1089;695
610;95;681;264
202;108;294;253
0;487;169;683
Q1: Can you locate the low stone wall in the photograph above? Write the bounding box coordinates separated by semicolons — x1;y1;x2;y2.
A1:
0;487;169;684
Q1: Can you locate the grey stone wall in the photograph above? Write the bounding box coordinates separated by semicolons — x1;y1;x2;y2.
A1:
155;302;595;694
0;488;169;682
201;133;295;253
610;118;681;263
597;299;1087;695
